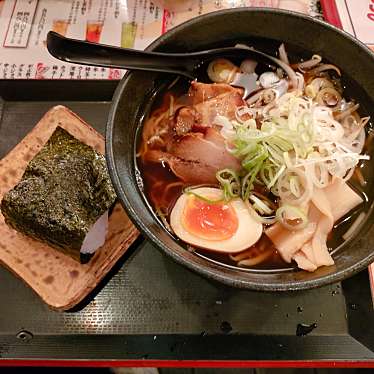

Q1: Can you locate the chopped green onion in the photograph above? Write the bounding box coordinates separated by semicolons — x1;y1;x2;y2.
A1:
241;163;261;200
249;194;273;215
216;169;240;200
186;191;224;204
241;144;268;171
276;204;308;230
244;200;277;225
215;84;369;210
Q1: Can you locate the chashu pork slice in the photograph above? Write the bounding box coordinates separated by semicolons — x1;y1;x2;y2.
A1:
144;128;241;184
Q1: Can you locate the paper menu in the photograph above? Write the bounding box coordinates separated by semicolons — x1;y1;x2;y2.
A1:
321;0;374;51
0;0;317;80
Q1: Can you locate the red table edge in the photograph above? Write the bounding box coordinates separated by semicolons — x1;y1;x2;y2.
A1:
0;360;374;368
320;0;343;28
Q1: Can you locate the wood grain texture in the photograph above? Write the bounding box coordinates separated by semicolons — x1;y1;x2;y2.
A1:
0;105;139;310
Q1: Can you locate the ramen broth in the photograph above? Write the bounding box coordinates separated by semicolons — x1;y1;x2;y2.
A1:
137;45;370;272
138;103;367;271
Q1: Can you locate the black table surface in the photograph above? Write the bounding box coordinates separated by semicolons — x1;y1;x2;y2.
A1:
0;80;373;365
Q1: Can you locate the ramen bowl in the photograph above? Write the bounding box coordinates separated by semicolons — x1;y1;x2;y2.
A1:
106;8;374;290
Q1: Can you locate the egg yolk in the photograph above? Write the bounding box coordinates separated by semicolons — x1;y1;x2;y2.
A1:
182;195;238;241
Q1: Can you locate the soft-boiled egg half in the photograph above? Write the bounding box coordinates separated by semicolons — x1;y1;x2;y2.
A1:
170;187;263;253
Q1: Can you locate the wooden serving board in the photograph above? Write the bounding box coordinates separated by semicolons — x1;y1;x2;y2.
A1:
0;105;139;311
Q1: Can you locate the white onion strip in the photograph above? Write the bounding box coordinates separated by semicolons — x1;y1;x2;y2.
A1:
246;90;265;105
335;103;360;121
245;200;277;225
278;167;313;206
278;43;290;65
309;63;341;76
276;205;309;231
297;55;322;70
249;194;273;215
237;249;273;266
270;54;298;90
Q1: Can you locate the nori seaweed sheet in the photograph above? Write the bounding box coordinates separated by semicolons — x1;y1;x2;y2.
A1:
1;127;117;262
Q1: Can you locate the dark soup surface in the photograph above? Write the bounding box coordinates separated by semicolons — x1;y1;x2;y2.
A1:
137;43;371;273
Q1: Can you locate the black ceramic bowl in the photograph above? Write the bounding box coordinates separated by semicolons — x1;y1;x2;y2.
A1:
106;8;374;291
